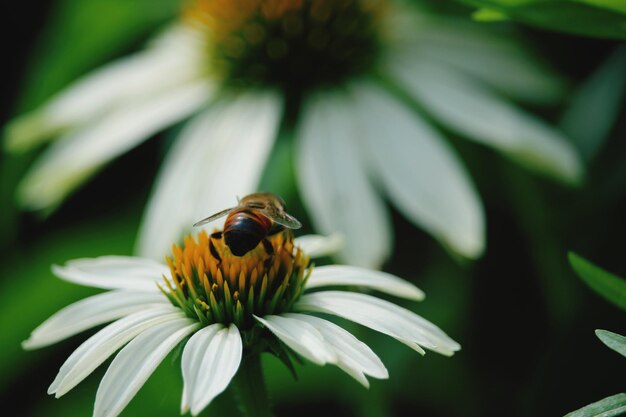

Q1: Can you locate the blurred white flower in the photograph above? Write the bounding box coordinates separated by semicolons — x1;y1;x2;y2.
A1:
23;231;459;417
5;1;582;267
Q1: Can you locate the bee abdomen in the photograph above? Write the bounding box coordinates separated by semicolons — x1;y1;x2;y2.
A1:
224;210;270;256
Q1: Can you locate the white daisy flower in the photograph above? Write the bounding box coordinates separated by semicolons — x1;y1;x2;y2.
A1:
5;0;582;267
23;230;460;417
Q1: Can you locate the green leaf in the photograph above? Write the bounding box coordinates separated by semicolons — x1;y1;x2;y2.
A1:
569;252;626;311
472;7;510;20
596;329;626;358
577;0;626;15
565;393;626;417
459;0;626;39
561;47;626;162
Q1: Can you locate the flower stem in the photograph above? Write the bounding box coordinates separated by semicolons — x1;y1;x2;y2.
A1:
233;354;275;417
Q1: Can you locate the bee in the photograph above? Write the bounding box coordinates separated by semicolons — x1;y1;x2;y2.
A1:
193;192;302;260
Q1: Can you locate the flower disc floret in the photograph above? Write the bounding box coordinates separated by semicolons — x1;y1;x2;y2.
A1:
160;229;312;329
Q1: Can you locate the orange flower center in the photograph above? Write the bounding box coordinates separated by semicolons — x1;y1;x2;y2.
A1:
159;229;312;329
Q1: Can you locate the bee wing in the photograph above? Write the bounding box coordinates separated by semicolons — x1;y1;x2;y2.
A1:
193;207;235;227
260;206;302;229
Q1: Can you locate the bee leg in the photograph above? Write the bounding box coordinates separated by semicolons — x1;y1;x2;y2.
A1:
262;238;274;256
209;240;222;263
209;232;223;263
262;238;274;268
266;225;296;258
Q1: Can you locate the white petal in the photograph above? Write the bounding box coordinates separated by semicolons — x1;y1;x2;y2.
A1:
294;234;344;259
181;325;221;414
49;306;184;397
94;318;199;417
306;265;424;301
137;91;282;260
53;256;169;291
23;290;168;349
17;79;213;211
4;25;204;153
387;59;583;184
181;324;242;416
254;315;337;365
286;313;388;387
387;13;564;103
350;82;485;259
296;291;461;356
296;92;392;268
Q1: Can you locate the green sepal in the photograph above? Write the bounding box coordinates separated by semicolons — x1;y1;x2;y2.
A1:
169;336;189;365
265;336;300;381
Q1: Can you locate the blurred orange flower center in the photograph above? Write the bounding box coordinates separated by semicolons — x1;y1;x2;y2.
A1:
185;0;386;92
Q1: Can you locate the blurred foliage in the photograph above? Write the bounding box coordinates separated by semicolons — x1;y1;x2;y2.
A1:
569;252;626;311
3;0;626;417
457;0;626;39
0;208;138;392
560;47;626;162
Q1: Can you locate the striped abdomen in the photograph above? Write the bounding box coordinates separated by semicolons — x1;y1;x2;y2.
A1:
223;209;272;256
